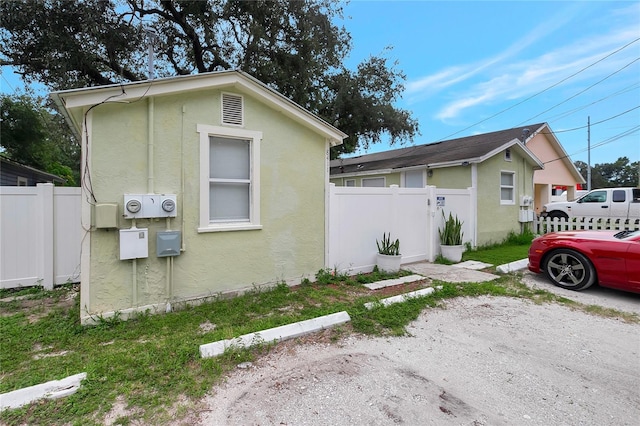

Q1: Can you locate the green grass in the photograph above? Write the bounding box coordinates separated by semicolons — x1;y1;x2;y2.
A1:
1;252;635;425
460;230;534;267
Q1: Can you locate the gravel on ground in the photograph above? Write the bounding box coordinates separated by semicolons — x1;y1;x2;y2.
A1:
191;295;640;426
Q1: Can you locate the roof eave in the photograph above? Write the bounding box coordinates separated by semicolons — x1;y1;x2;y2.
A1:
50;71;347;145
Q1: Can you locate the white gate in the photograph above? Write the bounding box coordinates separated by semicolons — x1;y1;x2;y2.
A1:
327;184;475;274
0;183;82;290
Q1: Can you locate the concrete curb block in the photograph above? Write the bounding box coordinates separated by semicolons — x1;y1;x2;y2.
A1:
496;259;529;274
0;372;87;411
364;286;440;310
200;311;351;358
363;274;425;290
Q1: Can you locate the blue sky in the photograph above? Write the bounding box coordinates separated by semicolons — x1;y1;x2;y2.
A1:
1;1;638;166
341;0;640;165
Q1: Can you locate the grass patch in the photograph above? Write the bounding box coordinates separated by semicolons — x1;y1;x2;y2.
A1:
0;263;635;425
461;230;535;267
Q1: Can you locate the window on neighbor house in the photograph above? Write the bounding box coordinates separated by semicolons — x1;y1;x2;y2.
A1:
504;148;512;161
16;176;28;186
197;124;262;232
345;179;356;187
404;170;424;188
500;171;515;204
362;177;385;187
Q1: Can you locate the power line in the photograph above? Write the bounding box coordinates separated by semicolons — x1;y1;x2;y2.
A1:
545;105;640;134
545;82;640;122
543;125;640;165
432;37;640;143
516;57;640;125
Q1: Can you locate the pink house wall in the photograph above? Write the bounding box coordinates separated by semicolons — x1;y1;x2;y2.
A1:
526;132;582;214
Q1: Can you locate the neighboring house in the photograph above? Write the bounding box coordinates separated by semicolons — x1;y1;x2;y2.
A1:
0;156;65;186
51;70;346;323
521;123;585;215
330;124;546;245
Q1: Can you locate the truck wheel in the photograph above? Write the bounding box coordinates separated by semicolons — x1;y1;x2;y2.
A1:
543;249;595;291
548;211;568;220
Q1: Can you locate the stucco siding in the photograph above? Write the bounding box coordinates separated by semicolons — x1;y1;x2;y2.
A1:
527;133;576;185
476;151;533;245
87;88;326;314
427;167;470;189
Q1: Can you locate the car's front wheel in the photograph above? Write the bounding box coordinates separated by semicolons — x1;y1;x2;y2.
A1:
543;249;596;290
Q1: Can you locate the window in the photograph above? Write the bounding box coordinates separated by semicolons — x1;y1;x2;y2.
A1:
16;176;28;186
504;148;512;161
500;171;515;204
362;177;385;187
198;125;262;232
581;190;606;203
345;179;356;187
404;170;424;188
612;190;625;203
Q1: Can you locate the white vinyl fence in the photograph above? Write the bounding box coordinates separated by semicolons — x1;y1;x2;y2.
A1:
328;184;475;274
0;183;82;290
534;216;640;234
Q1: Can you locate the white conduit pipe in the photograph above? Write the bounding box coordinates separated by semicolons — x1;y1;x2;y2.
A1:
147;97;155;194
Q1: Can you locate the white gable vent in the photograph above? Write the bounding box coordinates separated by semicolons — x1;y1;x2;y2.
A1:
222;93;243;126
504;148;512;161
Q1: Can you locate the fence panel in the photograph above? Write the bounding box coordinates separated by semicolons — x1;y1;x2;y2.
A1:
328;185;475;274
328;185;433;274
0;184;81;290
535;216;640;234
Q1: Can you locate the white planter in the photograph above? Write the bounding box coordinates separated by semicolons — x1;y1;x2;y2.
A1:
440;245;463;263
376;253;402;273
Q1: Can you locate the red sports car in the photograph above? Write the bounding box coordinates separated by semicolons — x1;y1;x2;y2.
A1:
528;229;640;294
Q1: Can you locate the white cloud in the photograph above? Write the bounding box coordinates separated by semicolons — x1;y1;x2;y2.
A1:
430;8;640;122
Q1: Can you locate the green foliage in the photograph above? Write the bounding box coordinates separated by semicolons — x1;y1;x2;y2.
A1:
0;94;79;186
376;232;400;255
438;211;464;246
575;157;639;188
0;0;419;156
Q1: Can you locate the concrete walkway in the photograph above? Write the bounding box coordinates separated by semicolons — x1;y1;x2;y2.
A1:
404;261;500;283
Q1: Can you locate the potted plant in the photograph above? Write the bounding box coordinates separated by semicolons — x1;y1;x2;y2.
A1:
376;232;402;273
439;211;464;262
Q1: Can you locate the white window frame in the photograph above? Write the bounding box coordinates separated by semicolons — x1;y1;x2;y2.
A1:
500;171;516;205
197;124;262;232
504;148;512;162
362;177;386;187
16;176;28;186
345;179;356;187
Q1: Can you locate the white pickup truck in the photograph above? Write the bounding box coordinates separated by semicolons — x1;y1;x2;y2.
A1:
540;187;640;220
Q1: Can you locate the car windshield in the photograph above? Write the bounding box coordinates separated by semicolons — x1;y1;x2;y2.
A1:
614;230;640;239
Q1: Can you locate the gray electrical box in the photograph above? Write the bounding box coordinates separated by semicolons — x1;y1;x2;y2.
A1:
157;231;181;257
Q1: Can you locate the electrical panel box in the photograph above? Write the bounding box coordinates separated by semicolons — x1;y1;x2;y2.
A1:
123;194;177;219
94;203;118;229
119;228;149;260
157;231;181;257
518;209;535;223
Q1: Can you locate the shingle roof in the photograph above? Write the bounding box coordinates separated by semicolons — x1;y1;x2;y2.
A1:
330;123;546;175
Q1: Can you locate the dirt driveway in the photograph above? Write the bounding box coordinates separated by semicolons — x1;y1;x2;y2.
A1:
192;287;640;425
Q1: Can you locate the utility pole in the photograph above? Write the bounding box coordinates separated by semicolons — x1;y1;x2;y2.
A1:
587;116;591;191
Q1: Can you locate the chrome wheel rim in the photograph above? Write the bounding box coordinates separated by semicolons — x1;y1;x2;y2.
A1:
546;252;586;286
